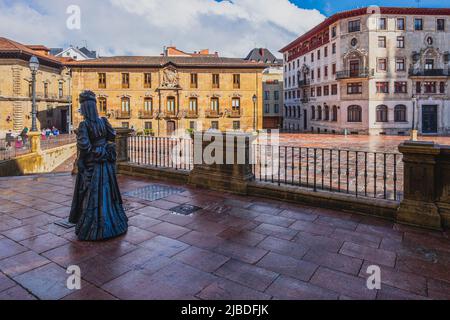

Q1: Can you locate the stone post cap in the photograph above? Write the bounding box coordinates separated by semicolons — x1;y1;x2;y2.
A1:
114;128;133;135
398;140;441;155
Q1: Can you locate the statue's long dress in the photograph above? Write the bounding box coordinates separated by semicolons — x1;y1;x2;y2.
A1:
69;118;128;241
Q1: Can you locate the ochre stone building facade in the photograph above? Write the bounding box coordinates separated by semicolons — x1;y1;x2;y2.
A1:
0;38;71;136
69;53;266;136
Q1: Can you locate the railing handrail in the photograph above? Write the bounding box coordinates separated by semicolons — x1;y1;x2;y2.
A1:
336;68;374;79
408;68;449;76
252;142;401;156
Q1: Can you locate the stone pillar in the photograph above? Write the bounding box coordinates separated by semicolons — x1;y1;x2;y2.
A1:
114;128;132;163
28;131;41;154
436;145;450;228
188;131;255;195
397;141;442;230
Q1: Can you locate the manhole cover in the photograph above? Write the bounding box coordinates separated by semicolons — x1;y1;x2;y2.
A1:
55;219;76;229
123;184;185;202
170;204;202;216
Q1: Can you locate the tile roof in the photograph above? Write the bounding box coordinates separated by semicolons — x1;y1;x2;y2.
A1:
0;37;64;66
280;7;450;53
66;55;268;68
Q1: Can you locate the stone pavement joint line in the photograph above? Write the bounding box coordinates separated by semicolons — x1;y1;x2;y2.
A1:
0;173;449;300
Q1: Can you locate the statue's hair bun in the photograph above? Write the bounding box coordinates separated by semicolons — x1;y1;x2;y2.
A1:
79;90;96;103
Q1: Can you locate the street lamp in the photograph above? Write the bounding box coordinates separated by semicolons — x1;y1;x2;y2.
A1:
411;95;418;141
29;56;40;132
252;94;257;132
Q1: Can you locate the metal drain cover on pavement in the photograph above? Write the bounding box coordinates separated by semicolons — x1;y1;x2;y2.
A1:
55;219;76;229
170;204;202;216
123;184;185;202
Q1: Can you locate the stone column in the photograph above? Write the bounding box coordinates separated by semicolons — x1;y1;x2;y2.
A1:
436;145;450;228
397;141;442;230
28;131;41;154
188;131;255;195
114;128;132;163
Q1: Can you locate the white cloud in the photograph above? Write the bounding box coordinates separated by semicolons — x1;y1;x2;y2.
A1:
0;0;325;57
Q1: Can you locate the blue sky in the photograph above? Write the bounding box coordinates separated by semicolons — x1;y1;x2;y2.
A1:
1;0;448;57
291;0;449;15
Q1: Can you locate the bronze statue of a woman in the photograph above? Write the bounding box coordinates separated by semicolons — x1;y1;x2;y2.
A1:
69;90;128;241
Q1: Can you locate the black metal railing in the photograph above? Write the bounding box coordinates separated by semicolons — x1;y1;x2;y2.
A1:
128;136;194;171
126;136;404;201
408;68;450;77
251;144;403;201
298;79;311;87
336;68;374;80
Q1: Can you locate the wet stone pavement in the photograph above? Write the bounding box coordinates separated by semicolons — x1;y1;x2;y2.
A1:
276;133;450;152
0;173;449;300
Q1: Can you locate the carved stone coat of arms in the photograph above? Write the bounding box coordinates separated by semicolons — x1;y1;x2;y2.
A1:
161;68;180;88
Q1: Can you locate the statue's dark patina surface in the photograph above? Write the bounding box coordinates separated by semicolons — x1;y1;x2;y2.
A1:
69;90;128;241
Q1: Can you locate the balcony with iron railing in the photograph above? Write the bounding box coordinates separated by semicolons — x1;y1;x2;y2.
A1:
205;110;221;118
185;110;199;119
164;111;178;119
138;110;153;119
336;68;374;80
409;68;450;77
116;110;131;119
227;109;241;118
298;79;311;87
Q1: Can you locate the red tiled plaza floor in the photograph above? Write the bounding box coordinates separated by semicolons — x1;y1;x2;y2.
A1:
0;173;449;300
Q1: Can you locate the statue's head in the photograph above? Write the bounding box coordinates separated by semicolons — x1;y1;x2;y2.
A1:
79;90;99;121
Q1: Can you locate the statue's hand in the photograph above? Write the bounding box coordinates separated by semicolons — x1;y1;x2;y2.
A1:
93;146;106;160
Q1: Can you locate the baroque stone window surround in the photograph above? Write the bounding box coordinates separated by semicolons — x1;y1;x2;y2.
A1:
412;47;445;71
343;48;368;72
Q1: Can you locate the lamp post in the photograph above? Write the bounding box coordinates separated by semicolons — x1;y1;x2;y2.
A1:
411;95;418;141
29;56;40;132
252;94;257;132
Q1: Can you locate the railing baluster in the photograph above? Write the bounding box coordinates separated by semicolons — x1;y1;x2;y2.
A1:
139;135;142;165
374;152;377;198
394;154;397;201
252;144;256;175
134;136;137;164
259;144;262;181
313;148;317;192
306;148;309;188
278;146;281;186
329;149;332;192
364;152;368;197
346;150;349;194
355;151;358;197
284;146;288;185
383;153;387;200
321;148;324;190
271;145;274;184
156;137;159;168
298;147;302;187
338;150;341;193
291;146;294;185
143;136;146;165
